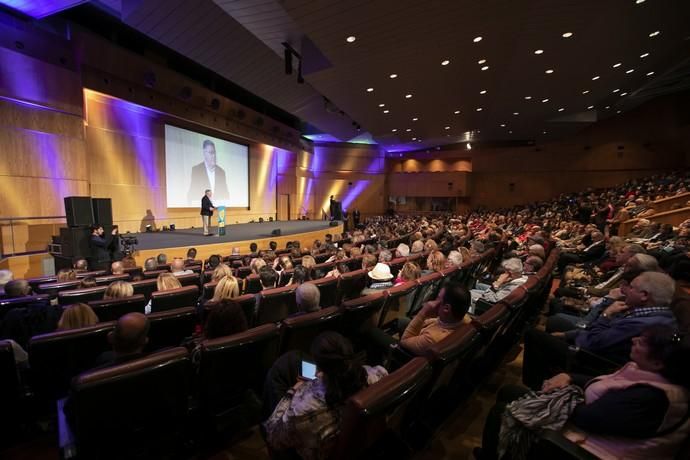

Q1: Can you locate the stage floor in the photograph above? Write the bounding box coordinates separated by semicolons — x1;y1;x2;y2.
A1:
128;220;341;251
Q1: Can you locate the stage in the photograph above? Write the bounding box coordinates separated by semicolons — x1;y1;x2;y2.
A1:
129;220;344;263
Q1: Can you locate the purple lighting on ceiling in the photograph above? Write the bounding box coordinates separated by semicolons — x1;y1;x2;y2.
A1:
0;0;89;18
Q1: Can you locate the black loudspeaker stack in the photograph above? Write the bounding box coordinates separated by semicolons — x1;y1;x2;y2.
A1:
92;198;113;226
64;196;94;227
59;226;92;258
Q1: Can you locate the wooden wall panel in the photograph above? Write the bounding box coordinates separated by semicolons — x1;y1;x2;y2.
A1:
389;172;469;197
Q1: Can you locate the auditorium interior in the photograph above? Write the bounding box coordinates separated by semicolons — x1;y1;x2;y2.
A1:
1;1;690;459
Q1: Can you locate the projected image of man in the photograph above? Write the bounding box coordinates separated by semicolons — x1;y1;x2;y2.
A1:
187;140;230;204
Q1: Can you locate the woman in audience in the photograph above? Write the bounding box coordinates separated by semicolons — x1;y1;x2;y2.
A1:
476;325;690;460
288;265;312;285
250;257;267;275
301;255;317;279
447;250;464;268
211;263;233;282
57;268;77;282
395;261;421;286
424;239;439;252
57;303;99;330
78;277;97;288
142;273;181;314
424;250;447;274
103;280;134;300
325;262;349;279
210;275;240;302
263;331;388;459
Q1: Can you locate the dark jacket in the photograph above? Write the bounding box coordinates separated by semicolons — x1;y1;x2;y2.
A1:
187;163;229;203
201;195;214;217
90;234;113;264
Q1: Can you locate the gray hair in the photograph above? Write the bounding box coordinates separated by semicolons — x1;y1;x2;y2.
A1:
528;244;545;260
629;253;659;272
501;258;523;276
378;249;393;263
296;282;321;313
634;271;675;306
396;243;410;257
447;250;464;267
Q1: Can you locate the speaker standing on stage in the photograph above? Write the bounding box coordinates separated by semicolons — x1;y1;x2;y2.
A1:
201;189;216;236
90;224;117;270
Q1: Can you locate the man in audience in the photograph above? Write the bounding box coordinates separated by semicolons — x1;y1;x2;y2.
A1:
95;312;150;368
295;283;321;314
523;271;678;388
378;249;393;263
557;230;606;273
395;243;410;258
249;242;259;256
156;253;168;266
361;253;377;271
269;241;277;251
170;258;194;277
523;256;543;274
470;258;527;310
143;257;158;272
185;247;197;263
259;266;278;291
73;259;88;271
361;263;395;296
110;261;125;275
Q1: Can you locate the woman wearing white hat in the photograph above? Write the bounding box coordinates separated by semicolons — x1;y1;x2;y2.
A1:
361;262;394;296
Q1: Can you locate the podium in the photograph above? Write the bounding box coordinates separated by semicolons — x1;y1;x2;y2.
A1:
217;206;226;236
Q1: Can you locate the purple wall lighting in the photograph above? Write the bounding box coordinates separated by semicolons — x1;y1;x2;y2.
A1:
0;0;89;19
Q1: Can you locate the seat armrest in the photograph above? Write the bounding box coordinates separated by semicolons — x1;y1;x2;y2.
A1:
531;429;600;460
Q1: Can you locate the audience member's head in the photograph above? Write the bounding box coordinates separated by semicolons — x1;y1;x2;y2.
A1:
212;275;240;302
108;313;149;357
361;253;377;270
204;300;248;339
144;257;157;271
269;241;277;251
291;265;312;284
156;273;181;292
301;255;317;272
250;242;258;253
524;256;544;273
259;266;278;289
73;259;88;271
437;282;471;324
186;247;197;260
378;250;393;263
207;254;222;270
501;258;524;278
104;280;134;299
624;271;675;308
633;324;690;387
171;258;186;273
250;257;267;274
447;250;464;267
4;279;31;298
527;244;545;261
426;250;446;272
296;282;321;313
410;240;425;254
212;263;233;282
367;263;393;283
79;277;97;288
58;303;98;331
396;243;410;258
121;256;137;269
399;262;422;282
156;253;168;265
57;268;77;282
110;261;125;275
310;332;367;407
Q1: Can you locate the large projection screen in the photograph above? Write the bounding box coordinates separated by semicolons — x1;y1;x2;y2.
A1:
164;124;249;208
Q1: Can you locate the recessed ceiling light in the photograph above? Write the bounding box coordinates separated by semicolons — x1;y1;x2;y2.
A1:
541;98;549;103
636;0;646;4
405;94;412;99
417;139;422;142
562;32;573;38
558;107;565;112
378;103;385;107
605;106;610;109
513;112;519;115
366;87;374;92
509;130;513;134
649;31;660;38
640;52;649;58
454;110;461;114
613;62;622;68
500;123;506;127
481;65;490;71
545;69;554;74
582;90;590;94
613;88;620;93
587;105;594;110
534;49;544;54
480;90;487;94
543;130;547;134
383;109;389;114
412;137;417;141
473;36;483;43
626;69;634;74
412;117;418;121
406;128;412;132
346;36;356;43
620;92;628;96
592;75;600;80
444;126;450;130
441;59;450;66
477;59;486;64
524;96;532;100
476;107;483;111
391;128;397;132
389;73;398;79
647;71;655;76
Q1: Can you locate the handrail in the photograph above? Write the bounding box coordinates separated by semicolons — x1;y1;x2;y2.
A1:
0;216;66;221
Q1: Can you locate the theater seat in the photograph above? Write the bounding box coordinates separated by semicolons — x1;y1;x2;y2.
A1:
0;340;20;436
379;281;418;328
66;347;191;460
146;307;197;351
201;294;257;329
29;322;115;402
331;357;432;460
143;269;168;279
407;272;444;317
94;274;130;285
57;286;108;306
26;275;57;291
88;294;147;322
243;274;262;294
0;294;51;321
279;306;342;354
202;281;217;300
198;324;281;433
256;285;298;325
123;266;143;279
387;257;407;278
149;285;199;313
35;280;82;297
175;272;200;287
336;268;369;304
130;278;158;300
309;277;339;307
342;291;388;335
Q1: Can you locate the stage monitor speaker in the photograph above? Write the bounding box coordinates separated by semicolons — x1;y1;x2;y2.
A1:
59;226;92;258
64;196;94;227
271;229;281;236
91;198;113;226
329;221;339;227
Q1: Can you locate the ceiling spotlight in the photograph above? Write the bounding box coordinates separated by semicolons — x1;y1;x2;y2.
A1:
417;139;422;142
391;128;397;132
545;69;554;74
640;52;649;58
513;112;519;115
646;71;655;76
466;142;472;150
605;106;611;109
473;36;483;43
562;32;573;38
543;130;547;134
476;107;483;111
613;63;622;68
534;49;544;55
613;88;620;93
389;73;398;78
412;117;418;121
509;130;513;134
617;110;622;114
636;0;645;3
649;30;660;37
405;94;412;99
412;137;417;141
541;98;549;103
558;107;565;112
444;126;450;130
454;110;461;114
366;87;374;92
626;69;635;74
587;105;594;110
378;103;385;107
478;59;486;64
500;123;506;127
383;109;390;113
480;90;487;94
406;128;412;132
481;65;490;71
592;75;600;80
582;90;590;94
441;59;450;66
346;36;356;43
620;92;628;96
524;96;532;100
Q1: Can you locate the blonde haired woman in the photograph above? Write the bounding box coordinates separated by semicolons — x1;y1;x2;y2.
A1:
58;303;99;330
211;275;240;302
425;250;446;274
143;273;182;314
103;280;134;300
211;263;233;282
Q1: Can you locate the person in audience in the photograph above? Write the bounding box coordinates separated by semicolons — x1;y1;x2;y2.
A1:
259;266;278;291
250;257;267;275
411;239;425;254
0;280;58;349
527;244;545;261
396;243;410;258
378;249;393;263
211;263;233;282
470;258;528;309
469;240;486;258
156;253;168;266
143;257;157;272
73;258;88;271
523;255;543;274
78;277;97;288
523;271;678;388
447;250;464;268
185;247;197;264
110;261;125;275
0;269;13;295
361;253;377;271
170;258;193;276
424;250;446;274
57;268;77;282
94;312;150;368
557;230;606;274
249;242;259;256
121;255;137;269
103;280;134;300
395;262;422;285
57;303;99;330
325;262;349;279
295;282;321;314
203;299;248;340
301;255;317;278
206;254;222;270
361;263;394;296
269;241;278;252
211;275;240;302
263;332;388;459
288;265;312;285
476;325;690;460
